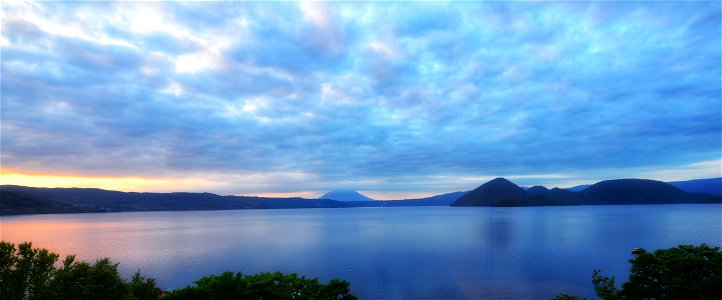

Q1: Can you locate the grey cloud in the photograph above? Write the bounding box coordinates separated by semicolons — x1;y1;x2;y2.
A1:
1;1;719;194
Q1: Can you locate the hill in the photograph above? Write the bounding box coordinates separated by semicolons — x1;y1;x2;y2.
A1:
580;179;703;204
526;187;579;206
451;178;526;207
4;176;720;215
564;178;722;195
0;190;103;215
566;184;592;192
451;178;722;207
395;191;467;205
0;186;465;215
346;191;467;207
319;190;374;201
526;186;550;196
668;177;722;196
0;185;350;215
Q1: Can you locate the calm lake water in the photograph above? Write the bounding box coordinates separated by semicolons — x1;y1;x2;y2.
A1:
2;205;720;299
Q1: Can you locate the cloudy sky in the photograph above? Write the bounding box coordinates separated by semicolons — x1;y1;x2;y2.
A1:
1;1;720;199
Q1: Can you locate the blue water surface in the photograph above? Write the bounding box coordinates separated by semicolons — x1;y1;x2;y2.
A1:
2;205;720;299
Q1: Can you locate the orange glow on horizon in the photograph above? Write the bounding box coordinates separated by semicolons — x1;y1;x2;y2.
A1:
0;168;217;192
250;191;322;199
1;168;450;200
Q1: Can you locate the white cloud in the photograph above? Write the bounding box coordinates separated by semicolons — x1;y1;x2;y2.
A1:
639;159;722;182
1;1;719;198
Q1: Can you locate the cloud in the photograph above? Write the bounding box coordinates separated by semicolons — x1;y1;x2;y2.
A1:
1;1;720;197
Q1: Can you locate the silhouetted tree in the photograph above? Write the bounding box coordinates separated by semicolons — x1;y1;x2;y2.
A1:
0;241;161;300
129;270;163;299
0;241;58;299
43;256;128;299
164;271;357;300
596;244;722;299
2;241;354;300
556;244;722;300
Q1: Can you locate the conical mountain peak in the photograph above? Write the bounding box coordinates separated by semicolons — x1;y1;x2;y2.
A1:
319;190;374;201
451;177;526;206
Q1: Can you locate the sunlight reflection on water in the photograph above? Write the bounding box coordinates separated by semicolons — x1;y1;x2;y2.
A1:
2;205;720;299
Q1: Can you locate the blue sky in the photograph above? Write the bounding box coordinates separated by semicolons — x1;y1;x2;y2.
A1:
1;1;720;199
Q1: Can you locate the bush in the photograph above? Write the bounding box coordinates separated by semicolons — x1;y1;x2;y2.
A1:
556;244;722;300
0;241;161;300
0;241;58;299
164;271;357;300
1;241;356;300
597;243;722;299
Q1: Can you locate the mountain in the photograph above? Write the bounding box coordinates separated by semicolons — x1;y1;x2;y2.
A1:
525;187;579;206
579;179;709;205
0;185;350;215
451;178;722;207
668;178;722;196
346;191;468;207
565;178;722;195
546;188;579;202
526;186;550;196
397;191;467;205
566;184;592;192
0;190;103;215
319;190;374;201
451;178;526;207
4;176;720;215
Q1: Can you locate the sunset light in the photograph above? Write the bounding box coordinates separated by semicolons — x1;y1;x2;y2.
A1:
0;168;216;193
1;1;720;299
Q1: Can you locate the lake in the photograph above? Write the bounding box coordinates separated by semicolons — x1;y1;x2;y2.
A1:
2;205;720;299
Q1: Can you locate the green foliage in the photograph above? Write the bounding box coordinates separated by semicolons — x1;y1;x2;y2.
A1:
551;294;587;300
129;270;163;300
2;241;355;300
164;271;357;300
591;269;617;300
0;241;58;300
0;241;161;300
43;256;131;300
621;243;722;299
559;244;722;300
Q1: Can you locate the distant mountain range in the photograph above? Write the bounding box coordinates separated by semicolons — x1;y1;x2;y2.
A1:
345;191;467;207
451;178;721;207
1;177;720;215
668;178;722;196
564;178;721;196
317;190;465;206
566;184;592;192
0;186;349;216
319;190;374;201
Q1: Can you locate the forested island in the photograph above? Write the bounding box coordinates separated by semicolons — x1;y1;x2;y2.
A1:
450;177;721;207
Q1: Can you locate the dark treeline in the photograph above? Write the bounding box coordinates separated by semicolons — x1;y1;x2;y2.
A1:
0;241;356;300
555;244;722;300
2;241;719;299
2;177;720;216
0;187;349;216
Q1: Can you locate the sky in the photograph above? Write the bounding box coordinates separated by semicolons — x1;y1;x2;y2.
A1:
1;1;720;200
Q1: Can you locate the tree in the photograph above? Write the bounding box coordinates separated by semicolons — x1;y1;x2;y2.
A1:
557;244;722;300
128;270;163;300
0;241;161;300
164;271;357;300
0;241;58;300
43;255;130;300
1;241;355;300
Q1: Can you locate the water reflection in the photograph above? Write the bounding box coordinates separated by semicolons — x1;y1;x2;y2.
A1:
2;205;720;299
